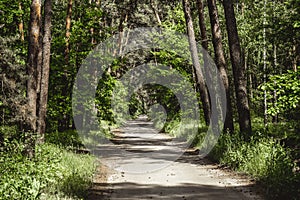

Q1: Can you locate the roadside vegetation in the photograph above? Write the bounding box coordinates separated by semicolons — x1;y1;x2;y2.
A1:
0;129;96;200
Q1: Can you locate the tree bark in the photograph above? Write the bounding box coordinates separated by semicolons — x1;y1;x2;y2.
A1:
182;0;211;125
196;0;208;50
59;0;73;131
37;0;52;143
223;0;252;134
65;0;73;63
27;0;42;133
26;0;42;158
207;0;234;132
18;2;24;41
196;0;212;90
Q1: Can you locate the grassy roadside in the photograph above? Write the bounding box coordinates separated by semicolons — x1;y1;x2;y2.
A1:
0;131;97;200
208;131;299;200
159;118;300;200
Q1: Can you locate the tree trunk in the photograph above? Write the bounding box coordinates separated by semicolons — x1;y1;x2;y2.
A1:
272;44;278;123
37;0;52;143
196;0;208;51
58;0;73;131
223;0;252;135
118;13;128;56
150;0;162;25
18;2;24;41
196;0;212;92
263;0;268;127
65;0;72;63
182;0;211;125
292;42;298;72
27;0;42;133
26;0;42;158
207;0;234;132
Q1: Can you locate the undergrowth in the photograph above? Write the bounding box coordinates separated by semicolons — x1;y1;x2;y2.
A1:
0;137;97;200
209;132;299;200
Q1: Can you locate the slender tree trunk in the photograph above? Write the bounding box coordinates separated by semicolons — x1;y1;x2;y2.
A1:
150;0;162;25
37;0;52;143
59;0;73;131
245;50;253;99
196;0;212;92
26;0;42;157
272;44;278;123
182;0;211;125
292;41;298;72
118;13;128;56
222;0;252;135
196;0;208;51
263;0;268;127
27;0;42;133
65;0;72;63
18;2;24;41
207;0;234;132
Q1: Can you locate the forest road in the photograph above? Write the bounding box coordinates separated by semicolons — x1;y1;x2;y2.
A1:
87;116;263;200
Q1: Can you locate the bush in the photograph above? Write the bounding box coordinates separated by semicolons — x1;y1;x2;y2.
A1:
0;142;96;200
45;130;84;149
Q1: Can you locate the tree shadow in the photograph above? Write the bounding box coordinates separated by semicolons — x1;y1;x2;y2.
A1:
86;182;258;200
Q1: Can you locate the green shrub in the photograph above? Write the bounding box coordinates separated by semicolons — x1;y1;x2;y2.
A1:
0;142;96;200
0;125;18;138
209;132;298;200
45;130;84;149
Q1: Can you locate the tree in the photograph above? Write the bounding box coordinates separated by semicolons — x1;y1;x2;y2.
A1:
18;2;24;41
196;0;208;51
207;0;234;132
222;0;252;135
37;0;52;142
182;0;211;125
25;0;42;157
27;0;42;133
65;0;72;64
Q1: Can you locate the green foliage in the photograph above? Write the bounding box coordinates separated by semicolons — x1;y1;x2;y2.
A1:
45;130;84;149
0;36;27;127
209;132;299;200
0;125;18;141
0;0;30;38
0;142;96;200
162;3;186;33
260;67;300;117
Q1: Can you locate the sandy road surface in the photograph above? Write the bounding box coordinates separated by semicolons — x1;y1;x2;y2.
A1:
87;116;263;200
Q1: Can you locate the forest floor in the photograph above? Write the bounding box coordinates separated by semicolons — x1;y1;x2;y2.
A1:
86;116;264;200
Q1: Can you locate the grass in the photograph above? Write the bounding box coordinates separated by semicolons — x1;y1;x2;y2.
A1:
208;131;299;200
0;131;97;200
161;117;299;200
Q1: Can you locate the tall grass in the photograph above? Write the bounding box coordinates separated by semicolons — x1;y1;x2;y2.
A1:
209;132;299;200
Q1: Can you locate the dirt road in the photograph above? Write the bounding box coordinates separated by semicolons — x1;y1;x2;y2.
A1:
87;116;263;200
